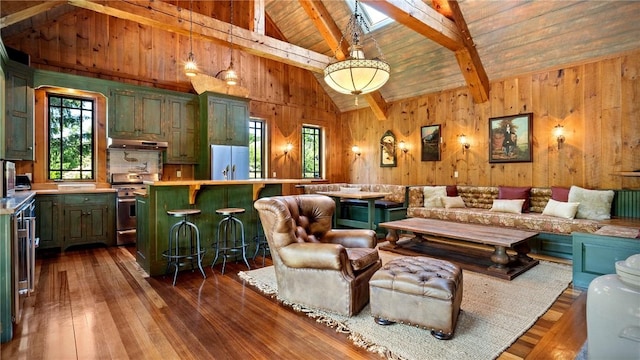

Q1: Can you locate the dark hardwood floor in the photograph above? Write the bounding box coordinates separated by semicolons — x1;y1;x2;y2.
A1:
1;245;586;360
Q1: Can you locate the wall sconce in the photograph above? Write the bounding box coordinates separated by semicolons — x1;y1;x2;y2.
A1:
284;142;293;155
458;134;470;154
554;124;565;149
351;145;361;156
398;140;408;154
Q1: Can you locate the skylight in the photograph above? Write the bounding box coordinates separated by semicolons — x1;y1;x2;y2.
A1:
346;0;394;32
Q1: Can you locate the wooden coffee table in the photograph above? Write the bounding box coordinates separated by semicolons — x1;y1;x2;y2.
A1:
379;218;540;280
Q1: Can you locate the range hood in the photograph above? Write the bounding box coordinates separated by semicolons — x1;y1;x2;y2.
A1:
108;138;168;150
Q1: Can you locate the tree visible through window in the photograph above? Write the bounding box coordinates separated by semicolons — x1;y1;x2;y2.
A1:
249;118;265;179
48;95;95;180
302;125;322;179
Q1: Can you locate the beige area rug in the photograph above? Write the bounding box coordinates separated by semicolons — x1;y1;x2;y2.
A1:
239;251;572;360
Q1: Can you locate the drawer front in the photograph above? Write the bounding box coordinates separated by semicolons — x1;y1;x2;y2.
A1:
64;193;114;206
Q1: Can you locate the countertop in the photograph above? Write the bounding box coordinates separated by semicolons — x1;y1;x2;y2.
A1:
144;179;318;186
0;191;36;215
34;188;116;194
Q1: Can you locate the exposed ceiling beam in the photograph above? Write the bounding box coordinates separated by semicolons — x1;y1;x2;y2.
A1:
360;0;464;51
299;0;388;120
446;0;490;103
0;1;66;29
362;0;489;103
251;0;266;35
67;0;332;73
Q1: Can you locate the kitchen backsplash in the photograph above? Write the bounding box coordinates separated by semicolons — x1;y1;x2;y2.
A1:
107;149;163;177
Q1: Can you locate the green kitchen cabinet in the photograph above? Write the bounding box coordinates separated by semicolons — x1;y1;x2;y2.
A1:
165;95;198;164
201;93;248;146
4;60;34;160
109;88;166;140
197;93;249;179
62;193;115;250
35;194;63;249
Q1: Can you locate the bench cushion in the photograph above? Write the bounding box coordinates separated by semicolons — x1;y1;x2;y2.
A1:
407;207;600;235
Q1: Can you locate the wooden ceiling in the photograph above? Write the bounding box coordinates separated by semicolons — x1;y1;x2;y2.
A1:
2;1;640;116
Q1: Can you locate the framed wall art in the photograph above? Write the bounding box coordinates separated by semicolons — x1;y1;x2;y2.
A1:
421;124;441;161
489;113;533;163
380;130;397;167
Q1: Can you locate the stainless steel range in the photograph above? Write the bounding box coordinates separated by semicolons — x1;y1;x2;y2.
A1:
111;173;159;245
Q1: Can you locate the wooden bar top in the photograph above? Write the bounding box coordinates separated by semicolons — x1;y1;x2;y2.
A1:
144;179;317;186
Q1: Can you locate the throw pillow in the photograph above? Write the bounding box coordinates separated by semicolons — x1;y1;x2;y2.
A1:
339;187;361;193
490;199;525;214
499;186;531;212
443;196;466;209
446;185;458;197
551;186;570;202
568;186;614;220
542;199;580;219
423;186;447;208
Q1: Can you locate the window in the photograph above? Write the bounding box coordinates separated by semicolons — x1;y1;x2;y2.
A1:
346;0;393;32
249;118;265;179
302;125;323;179
48;94;95;180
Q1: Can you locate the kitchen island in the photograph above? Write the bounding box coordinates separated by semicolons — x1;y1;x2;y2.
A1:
136;179;315;277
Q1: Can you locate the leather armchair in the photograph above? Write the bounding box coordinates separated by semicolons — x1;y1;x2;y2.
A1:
254;194;382;316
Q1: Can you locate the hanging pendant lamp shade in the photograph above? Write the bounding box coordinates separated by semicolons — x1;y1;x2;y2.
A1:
184;0;198;77
223;63;239;85
324;45;389;96
185;52;198;77
323;0;390;104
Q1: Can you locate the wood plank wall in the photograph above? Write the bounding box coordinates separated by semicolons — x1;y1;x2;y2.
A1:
342;51;640;190
3;3;639;191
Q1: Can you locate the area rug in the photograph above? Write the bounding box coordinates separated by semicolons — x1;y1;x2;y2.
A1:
239;252;572;360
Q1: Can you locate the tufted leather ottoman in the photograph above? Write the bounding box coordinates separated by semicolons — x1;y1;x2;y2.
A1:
369;256;463;340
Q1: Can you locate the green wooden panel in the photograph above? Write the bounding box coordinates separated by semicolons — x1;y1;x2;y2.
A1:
572;232;640;289
62;193;115;250
136;196;149;271
109;89;137;136
0;215;13;342
530;232;572;259
139;92;164;138
5;61;34;160
35;195;62;249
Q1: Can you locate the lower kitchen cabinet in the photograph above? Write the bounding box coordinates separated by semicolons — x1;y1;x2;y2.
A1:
36;192;115;250
35;195;63;249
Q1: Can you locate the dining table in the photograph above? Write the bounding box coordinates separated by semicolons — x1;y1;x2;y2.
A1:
316;191;391;231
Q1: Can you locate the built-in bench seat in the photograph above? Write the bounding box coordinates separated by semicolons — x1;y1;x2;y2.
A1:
299;183;408;236
407;185;640;261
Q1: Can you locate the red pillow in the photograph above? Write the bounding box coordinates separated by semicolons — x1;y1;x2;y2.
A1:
498;186;531;212
551;186;570;202
446;185;458;197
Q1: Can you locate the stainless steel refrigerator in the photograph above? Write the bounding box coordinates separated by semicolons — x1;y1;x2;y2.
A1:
210;144;249;180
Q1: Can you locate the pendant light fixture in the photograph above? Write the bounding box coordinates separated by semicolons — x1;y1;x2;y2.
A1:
222;0;239;85
184;0;198;77
323;0;390;105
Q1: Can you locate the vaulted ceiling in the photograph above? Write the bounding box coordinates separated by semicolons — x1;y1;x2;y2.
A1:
2;1;640;117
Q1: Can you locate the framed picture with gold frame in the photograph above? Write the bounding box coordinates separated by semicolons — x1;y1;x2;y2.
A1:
421;124;441;161
380;130;397;167
489;113;533;163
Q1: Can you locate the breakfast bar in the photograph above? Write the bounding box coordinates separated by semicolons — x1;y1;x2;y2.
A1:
136;179;314;276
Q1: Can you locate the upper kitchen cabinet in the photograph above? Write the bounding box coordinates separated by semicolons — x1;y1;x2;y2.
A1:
4;61;34;160
165;95;198;164
200;92;249;146
109;88;166;141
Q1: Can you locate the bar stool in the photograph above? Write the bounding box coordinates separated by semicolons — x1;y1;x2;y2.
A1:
253;214;270;267
162;209;206;286
212;207;250;274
